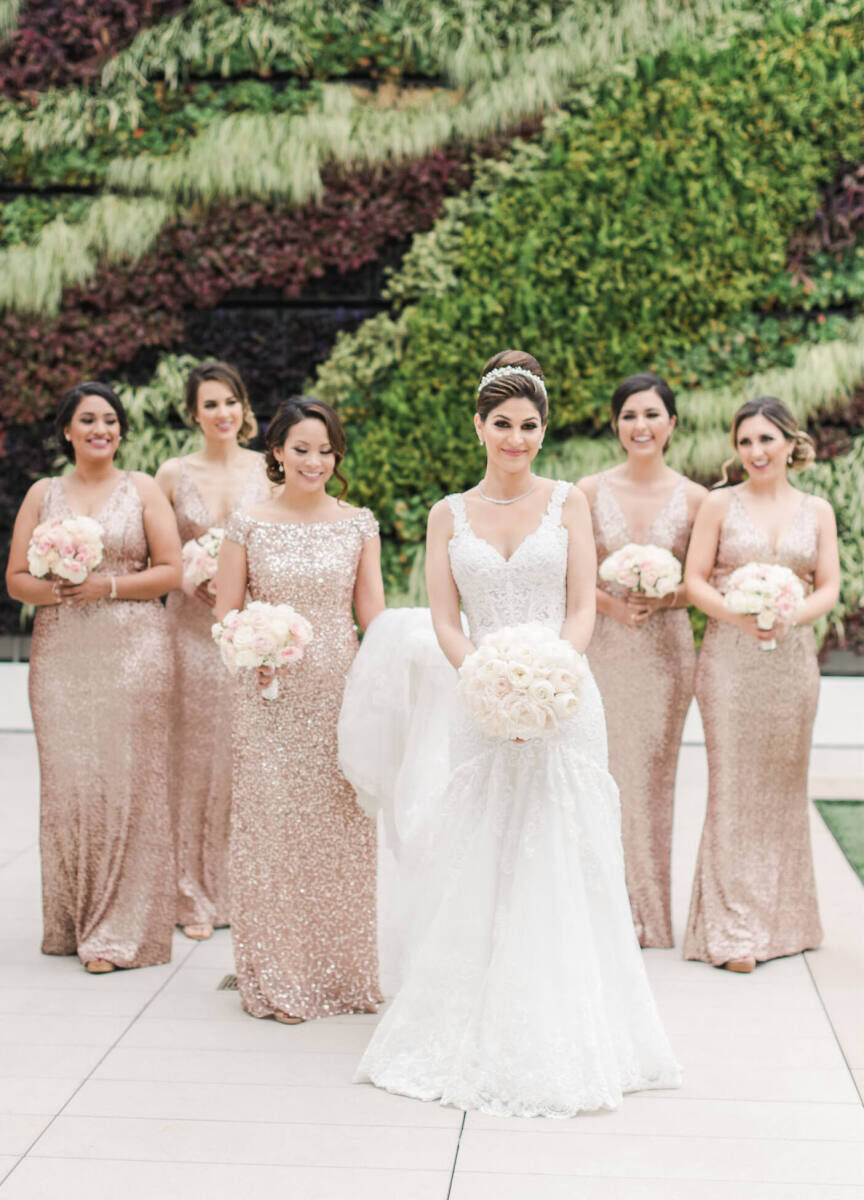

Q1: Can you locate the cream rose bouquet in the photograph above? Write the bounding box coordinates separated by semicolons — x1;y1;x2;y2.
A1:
27;516;104;585
212;600;313;699
182;526;224;594
599;542;682;599
457;622;585;741
724;562;805;651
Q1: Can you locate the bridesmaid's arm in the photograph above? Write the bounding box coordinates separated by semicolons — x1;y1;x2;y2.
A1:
794;497;840;626
214;537;248;620
154;457;180;506
561;486;596;653
353;534;386;632
5;480;62;607
426;500;474;670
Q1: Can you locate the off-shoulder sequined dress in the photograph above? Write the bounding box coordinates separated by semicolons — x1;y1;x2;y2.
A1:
684;489;823;965
224;508;382;1020
587;475;696;948
166;456;269;928
30;474;175;967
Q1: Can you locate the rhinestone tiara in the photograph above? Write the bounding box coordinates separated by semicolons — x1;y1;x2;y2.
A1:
477;365;547;399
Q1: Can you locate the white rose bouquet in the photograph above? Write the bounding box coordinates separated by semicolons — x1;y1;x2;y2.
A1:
599;542;682;599
723;562;805;651
457;622;585;741
182;526;224;594
27;516;104;585
212;600;313;699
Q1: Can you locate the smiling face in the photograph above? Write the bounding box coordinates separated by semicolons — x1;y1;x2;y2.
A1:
735;412;792;481
194;378;244;444
474;396;545;472
274;416;335;493
615;388;676;457
64;394;122;463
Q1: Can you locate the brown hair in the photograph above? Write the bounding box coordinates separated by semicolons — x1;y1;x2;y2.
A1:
55;381;128;462
185;361;257;444
264;396;348;499
476;349;548;423
717;395;816;486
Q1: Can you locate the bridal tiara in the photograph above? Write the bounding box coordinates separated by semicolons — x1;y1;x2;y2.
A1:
477;365;548;399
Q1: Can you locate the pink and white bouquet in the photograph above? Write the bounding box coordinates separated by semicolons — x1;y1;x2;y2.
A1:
182;526;224;594
27;515;104;585
723;561;805;651
457;622;585;741
599;542;682;599
212;600;313;699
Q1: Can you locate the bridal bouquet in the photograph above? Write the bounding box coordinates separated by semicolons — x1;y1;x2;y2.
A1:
182;526;224;593
599;543;682;599
458;622;585;741
212;600;313;699
724;562;805;651
27;516;104;585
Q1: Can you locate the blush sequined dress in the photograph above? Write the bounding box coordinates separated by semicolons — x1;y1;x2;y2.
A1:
166;456;269;928
684;488;823;965
587;475;696;948
30;474;175;967
224;508;382;1020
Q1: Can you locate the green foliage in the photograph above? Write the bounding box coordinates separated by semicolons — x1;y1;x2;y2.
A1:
0;0;19;38
0;194;93;247
113;354;201;474
806;437;864;648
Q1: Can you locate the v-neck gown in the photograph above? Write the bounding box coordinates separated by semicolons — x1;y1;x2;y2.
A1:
166;456;269;928
684;489;823;965
30;474;175;967
355;482;681;1117
587;474;696;948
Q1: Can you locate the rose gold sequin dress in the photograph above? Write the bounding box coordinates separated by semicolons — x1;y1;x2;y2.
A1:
29;474;175;967
224;508;382;1020
166;456;269;928
684;488;823;965
587;475;696;948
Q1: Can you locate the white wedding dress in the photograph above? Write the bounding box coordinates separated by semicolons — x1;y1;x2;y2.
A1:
346;481;682;1117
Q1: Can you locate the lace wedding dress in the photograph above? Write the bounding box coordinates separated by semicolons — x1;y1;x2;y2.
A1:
347;481;682;1117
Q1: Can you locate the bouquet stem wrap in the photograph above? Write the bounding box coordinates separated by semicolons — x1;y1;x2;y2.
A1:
212;600;313;699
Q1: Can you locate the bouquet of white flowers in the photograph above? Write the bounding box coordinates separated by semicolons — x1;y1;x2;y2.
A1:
457;622;585;741
723;561;805;651
212;600;313;699
27;515;104;585
598;542;682;599
182;526;224;594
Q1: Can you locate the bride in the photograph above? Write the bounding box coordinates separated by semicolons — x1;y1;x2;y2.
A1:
349;350;681;1118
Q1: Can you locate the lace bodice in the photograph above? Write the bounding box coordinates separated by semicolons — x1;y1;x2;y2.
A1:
447;480;571;641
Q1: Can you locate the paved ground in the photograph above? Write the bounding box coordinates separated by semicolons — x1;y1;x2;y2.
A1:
1;677;863;1199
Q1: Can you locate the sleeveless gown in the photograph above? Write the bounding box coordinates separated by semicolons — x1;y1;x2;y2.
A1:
30;474;175;967
355;481;682;1117
166;456;269;928
684;489;823;964
587;475;696;948
224;508;382;1020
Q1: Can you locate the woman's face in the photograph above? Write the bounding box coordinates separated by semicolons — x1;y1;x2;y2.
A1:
615;388;675;457
735;413;792;481
65;394;122;464
194;379;244;444
475;396;544;472
275;417;335;493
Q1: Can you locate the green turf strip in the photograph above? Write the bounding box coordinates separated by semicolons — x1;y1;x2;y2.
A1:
815;801;864;885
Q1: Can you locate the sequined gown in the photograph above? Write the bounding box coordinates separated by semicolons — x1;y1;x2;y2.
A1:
225;508;382;1020
166;456;269;928
355;482;681;1117
587;475;696;948
30;474;175;967
684;489;823;965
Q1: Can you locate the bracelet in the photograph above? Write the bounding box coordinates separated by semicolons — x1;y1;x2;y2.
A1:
109;576;118;600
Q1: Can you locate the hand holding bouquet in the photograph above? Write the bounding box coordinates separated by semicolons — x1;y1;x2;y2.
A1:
212;600;313;699
599;542;682;599
723;562;805;651
182;527;224;600
457;622;585;741
27;516;104;585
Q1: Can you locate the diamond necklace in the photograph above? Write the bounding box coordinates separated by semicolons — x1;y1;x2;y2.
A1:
477;477;537;505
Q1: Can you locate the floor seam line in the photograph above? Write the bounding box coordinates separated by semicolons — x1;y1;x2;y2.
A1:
446;1112;467;1199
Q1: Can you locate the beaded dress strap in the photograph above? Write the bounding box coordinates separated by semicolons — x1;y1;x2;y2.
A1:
446;493;468;534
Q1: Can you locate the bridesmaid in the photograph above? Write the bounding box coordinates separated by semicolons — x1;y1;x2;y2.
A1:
5;382;181;972
578;373;706;947
684;396;840;971
156;361;269;941
215;396;386;1023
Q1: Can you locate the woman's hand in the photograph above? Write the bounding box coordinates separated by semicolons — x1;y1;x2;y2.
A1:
193;580;217;608
734;614;792;643
607;594;649;630
54;575;112;609
625;591;669;627
257;664;282;692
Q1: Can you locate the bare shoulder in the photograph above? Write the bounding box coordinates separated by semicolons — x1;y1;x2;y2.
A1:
154;456;181;493
130;471;168;505
682;476;709;512
561;480;590;519
574;471;602;503
26;477;52;505
427;497;454;536
805;492;836;524
698;485;733;517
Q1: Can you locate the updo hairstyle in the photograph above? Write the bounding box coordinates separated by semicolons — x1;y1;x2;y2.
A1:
477;350;548;424
55;381;129;462
717;395;815;486
185;360;257;444
264;396;348;499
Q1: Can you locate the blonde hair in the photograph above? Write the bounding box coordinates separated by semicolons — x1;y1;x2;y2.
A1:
185;361;258;445
716;395;815;487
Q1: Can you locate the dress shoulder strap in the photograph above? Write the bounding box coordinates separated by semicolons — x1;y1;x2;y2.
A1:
446;492;468;534
546;479;572;526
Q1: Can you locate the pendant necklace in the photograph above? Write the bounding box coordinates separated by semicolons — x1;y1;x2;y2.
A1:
477;477;537;505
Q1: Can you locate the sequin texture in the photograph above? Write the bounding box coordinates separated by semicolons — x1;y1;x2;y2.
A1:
586;475;696;948
30;474;175;967
684;489;823;965
225;508;382;1020
166;456;270;927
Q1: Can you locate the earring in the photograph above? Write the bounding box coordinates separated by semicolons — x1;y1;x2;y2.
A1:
787;454;793;465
